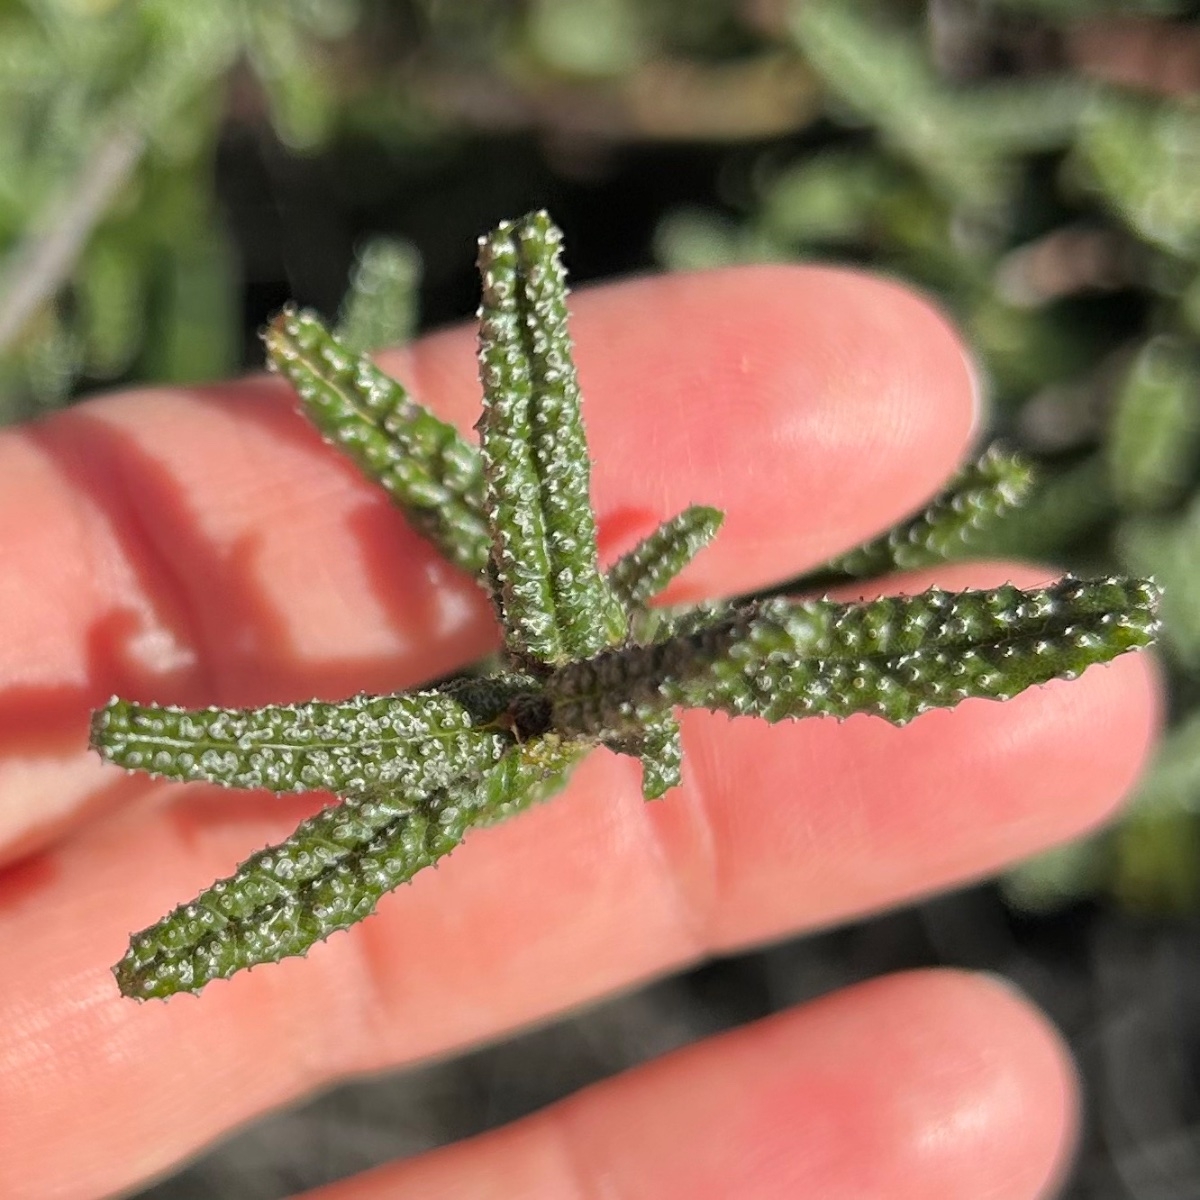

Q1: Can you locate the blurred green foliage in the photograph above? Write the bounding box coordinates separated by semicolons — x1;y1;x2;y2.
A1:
4;0;1200;910
0;0;360;414
335;237;421;354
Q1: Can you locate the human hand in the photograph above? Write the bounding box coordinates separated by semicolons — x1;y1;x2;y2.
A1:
0;265;1159;1198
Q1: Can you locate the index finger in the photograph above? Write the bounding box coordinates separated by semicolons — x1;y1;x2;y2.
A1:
0;265;976;860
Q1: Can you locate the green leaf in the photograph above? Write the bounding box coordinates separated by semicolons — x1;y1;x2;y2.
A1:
1120;494;1200;667
689;577;1161;726
475;211;626;665
820;446;1034;579
1073;94;1200;257
1002;838;1109;915
113;738;581;1000
605;711;683;800
606;505;724;609
264;307;490;573
788;1;993;206
472;733;586;824
335;237;422;356
548;577;1161;735
966;453;1113;562
90;688;512;797
630;599;736;647
1108;336;1200;512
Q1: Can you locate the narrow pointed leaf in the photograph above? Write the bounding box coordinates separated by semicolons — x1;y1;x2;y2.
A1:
639;715;684;800
113;739;584;999
605;711;684;800
549;577;1160;735
472;734;587;824
968;453;1113;562
475;222;561;662
91;689;511;796
475;212;625;665
264;307;490;573
820;445;1033;580
607;505;724;609
512;212;626;653
689;577;1161;726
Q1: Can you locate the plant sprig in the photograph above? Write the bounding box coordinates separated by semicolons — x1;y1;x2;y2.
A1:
92;211;1160;999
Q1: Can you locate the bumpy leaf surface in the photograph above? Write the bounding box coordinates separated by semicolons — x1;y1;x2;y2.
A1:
548;577;1161;735
265;307;490;572
92;689;511;796
476;212;625;665
605;711;684;800
824;445;1033;579
114;738;582;999
607;505;724;609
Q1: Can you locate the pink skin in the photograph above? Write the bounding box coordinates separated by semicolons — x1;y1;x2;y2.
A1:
0;265;1159;1199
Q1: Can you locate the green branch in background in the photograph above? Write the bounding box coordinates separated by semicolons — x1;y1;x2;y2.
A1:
0;2;357;417
91;214;1160;999
335;239;422;356
1108;336;1200;513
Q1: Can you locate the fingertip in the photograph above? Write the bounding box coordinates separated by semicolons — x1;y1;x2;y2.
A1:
813;968;1079;1199
384;264;980;593
930;968;1080;1197
703;968;1078;1200
875;560;1165;838
1062;643;1164;833
577;265;980;590
336;967;1078;1200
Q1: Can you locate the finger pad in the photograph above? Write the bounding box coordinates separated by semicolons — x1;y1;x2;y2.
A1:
397;265;977;596
555;970;1075;1199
